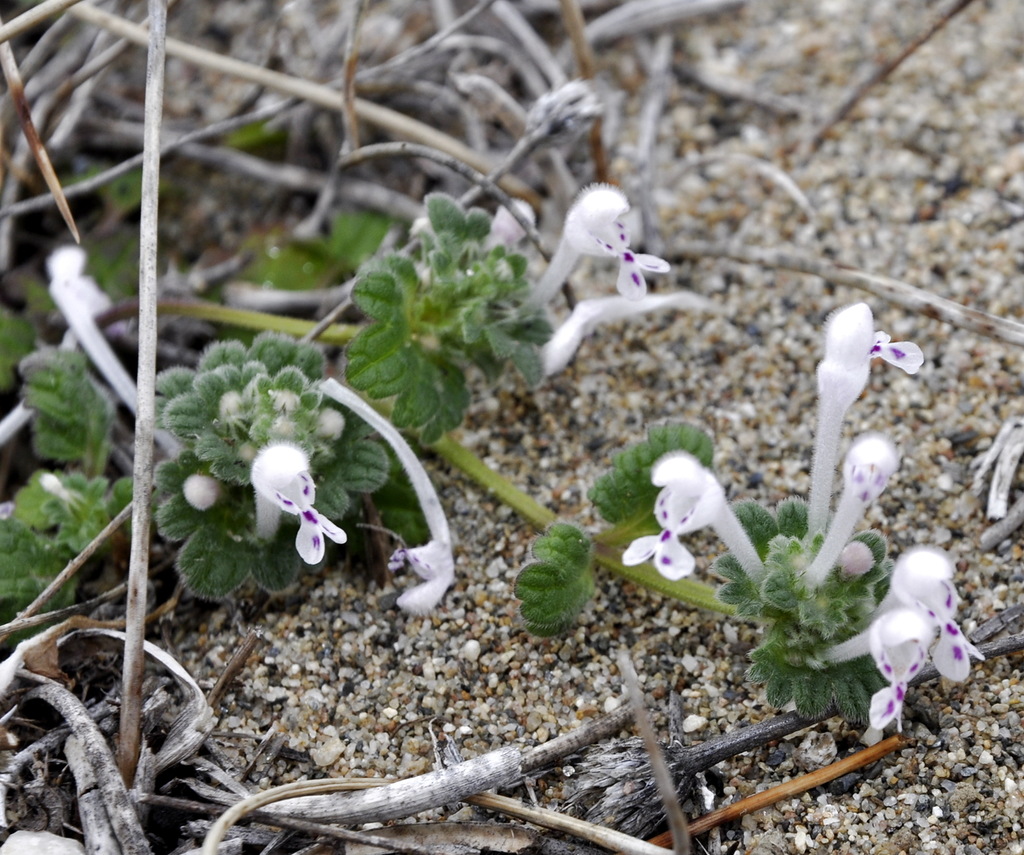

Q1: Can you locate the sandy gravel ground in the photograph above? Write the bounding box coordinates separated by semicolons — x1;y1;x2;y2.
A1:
176;1;1024;853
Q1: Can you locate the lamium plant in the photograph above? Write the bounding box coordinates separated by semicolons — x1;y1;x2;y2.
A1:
517;302;983;730
344;193;552;443
154;333;391;599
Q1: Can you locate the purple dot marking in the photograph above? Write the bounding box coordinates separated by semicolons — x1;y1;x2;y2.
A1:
946;623;959;636
623;251;635;262
953;646;964;660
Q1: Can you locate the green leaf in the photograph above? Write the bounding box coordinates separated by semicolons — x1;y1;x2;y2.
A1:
426;193;469;240
732;501;778;560
590;424;714;540
714;554;761;615
388;351;469;444
760;566;801;613
0;308;34;392
0;517;70;630
515;523;594;636
250;528;303;591
21;349;113;476
175;526;255;599
775;499;808;539
249;332;324;381
346;319;412;400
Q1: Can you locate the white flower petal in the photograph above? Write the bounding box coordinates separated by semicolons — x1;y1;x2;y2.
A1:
869;683;906;731
622;534;660;566
873;332;924;375
654;535;696;581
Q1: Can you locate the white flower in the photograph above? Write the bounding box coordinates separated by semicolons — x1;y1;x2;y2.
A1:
623;452;764;581
804;433;899;587
888;548;983;682
808;303;922;533
250;442;346;564
320;378;455;613
388;540;456;615
532;185;669;304
868;608;934;731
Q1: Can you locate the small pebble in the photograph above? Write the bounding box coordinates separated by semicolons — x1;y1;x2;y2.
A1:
682;714;708;734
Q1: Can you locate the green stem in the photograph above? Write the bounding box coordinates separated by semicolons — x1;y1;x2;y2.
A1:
96;299;360;346
432;433;730;614
594;543;732;615
431;434;557;529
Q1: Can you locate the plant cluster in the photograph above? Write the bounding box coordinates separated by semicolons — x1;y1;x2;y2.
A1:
346;193;552;442
517;301;980;727
154;333;389;598
0;349;128;627
1;186;986;734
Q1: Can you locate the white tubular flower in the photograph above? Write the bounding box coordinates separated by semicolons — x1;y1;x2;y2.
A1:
250;442;346;565
888;548;984;681
320;378;455;613
804;433;899;588
623;452;764;582
532;184;669;304
387;539;456;615
541;291;717;376
867;608;934;731
47;246;138;415
807;303;922;533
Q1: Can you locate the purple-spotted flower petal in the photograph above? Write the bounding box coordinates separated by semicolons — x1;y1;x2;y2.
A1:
622;530;696;581
251;442;347;564
868;608;935;731
389;539;456;614
889;548;984;682
871;332;924;375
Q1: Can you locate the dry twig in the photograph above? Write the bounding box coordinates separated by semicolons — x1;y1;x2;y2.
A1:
117;0;165;787
673;239;1024;348
802;0;982;155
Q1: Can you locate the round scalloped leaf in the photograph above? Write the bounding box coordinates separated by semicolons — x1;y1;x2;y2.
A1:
589;423;714;534
515;523;594;637
250;331;324;381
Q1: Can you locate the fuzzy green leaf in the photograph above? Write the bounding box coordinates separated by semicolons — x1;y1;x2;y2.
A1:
589;424;714;540
714;553;762;616
0;517;69;629
516;523;594;637
427;193;469;240
733;500;778;560
21;350;113;476
175;526;258;599
0;308;35;392
388;352;469;444
775;499;808;539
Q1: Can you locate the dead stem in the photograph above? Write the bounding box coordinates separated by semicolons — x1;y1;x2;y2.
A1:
678;734;911;840
205;628;264;711
0;0;86;46
673;238;1024;348
801;0;982;156
0;11;79;241
117;0;165;788
558;0;608;183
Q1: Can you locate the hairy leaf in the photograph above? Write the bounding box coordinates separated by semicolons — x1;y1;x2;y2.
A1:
589;424;714;541
516;523;594;637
